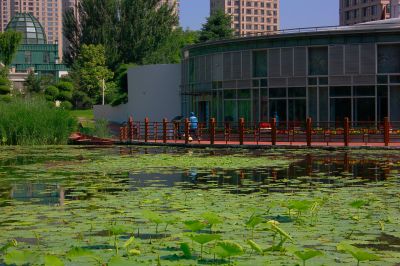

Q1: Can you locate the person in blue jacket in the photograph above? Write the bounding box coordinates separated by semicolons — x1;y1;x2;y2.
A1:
189;112;199;141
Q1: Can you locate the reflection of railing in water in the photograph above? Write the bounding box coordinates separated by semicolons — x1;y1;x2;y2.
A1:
119;116;400;147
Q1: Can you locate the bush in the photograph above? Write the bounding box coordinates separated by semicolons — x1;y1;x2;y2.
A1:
0;97;77;145
44;86;60;99
80;119;110;138
57;81;74;92
57;90;73;101
60;101;73;110
0;77;10;95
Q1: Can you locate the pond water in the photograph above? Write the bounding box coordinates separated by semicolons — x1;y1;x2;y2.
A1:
0;146;399;265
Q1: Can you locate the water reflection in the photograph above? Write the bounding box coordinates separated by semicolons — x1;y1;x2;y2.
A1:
2;151;398;204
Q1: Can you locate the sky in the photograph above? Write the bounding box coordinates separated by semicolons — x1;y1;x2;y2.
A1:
180;0;339;30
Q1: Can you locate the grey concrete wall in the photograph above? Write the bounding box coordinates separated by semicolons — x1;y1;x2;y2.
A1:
94;64;181;123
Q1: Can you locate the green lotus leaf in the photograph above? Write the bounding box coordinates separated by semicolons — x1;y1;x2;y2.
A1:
202;212;223;225
189;233;221;245
180;242;192;259
184;220;207;232
44;255;64;266
337;243;379;262
4;250;39;266
247;240;263;254
214;240;244;258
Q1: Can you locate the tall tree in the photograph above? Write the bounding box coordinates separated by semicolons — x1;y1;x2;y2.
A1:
72;44;113;105
63;0;178;69
0;31;22;66
143;28;199;65
199;10;234;42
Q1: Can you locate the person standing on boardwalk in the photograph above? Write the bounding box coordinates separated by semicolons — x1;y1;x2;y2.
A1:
189;112;199;141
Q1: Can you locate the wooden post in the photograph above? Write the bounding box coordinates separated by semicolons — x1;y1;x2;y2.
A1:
128;116;134;142
239;118;245;145
344;117;350;147
306;117;312;147
184;118;189;144
163;118;167;144
119;127;124;143
210;118;216;145
144;117;149;143
123;126;128;142
384;117;390;146
271;118;277;146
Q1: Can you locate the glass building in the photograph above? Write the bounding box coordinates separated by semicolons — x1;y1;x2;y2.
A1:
181;19;400;126
5;13;67;78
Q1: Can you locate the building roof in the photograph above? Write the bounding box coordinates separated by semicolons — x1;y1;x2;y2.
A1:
185;18;400;52
5;13;47;45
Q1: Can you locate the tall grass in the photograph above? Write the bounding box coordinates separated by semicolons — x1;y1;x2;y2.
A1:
0;97;77;145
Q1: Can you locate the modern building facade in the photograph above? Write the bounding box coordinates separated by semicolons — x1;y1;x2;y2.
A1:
0;0;80;60
181;19;400;126
6;13;68;80
340;0;391;25
210;0;279;36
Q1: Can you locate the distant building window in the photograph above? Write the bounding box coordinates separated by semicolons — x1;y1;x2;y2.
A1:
252;50;268;77
24;51;31;64
378;44;400;73
43;52;50;63
371;5;377;15
308;47;328;76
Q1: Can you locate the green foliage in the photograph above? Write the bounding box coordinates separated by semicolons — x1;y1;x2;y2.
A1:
293;248;324;266
44;255;64;266
247;240;264;255
143;28;199;65
245;213;264;238
109;64;135;106
199;10;234;42
0;31;22;66
188;233;221;258
214;240;244;259
24;72;55;94
183;220;207;232
180;243;192;259
337;242;379;265
71;44;113;105
0;97;76;145
349;199;369;209
4;250;39;265
0;76;10;95
45;85;59;101
79;119;110;138
63;0;178;68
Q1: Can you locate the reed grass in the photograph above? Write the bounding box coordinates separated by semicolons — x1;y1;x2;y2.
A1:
0;97;77;145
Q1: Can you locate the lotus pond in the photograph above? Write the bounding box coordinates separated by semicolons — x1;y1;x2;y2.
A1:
0;146;399;266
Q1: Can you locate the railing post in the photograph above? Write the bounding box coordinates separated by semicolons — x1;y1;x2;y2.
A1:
163;118;167;144
144;117;149;143
344;117;349;147
184;118;190;144
271;118;277;146
239;118;245;145
119;126;124;143
123;126;128;142
210;118;216;145
128;116;134;142
384;117;390;146
306;117;312;147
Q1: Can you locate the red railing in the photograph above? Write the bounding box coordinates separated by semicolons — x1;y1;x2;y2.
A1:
119;117;398;147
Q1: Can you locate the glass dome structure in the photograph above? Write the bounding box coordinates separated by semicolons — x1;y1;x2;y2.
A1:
5;13;47;44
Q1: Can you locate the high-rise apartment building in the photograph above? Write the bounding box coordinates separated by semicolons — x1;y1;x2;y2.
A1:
0;0;79;60
340;0;391;25
210;0;280;36
159;0;180;16
391;0;400;17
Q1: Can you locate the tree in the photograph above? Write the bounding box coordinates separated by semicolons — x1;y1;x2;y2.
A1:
72;44;113;105
199;10;234;42
24;72;54;94
63;0;178;69
143;28;199;65
0;31;22;66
